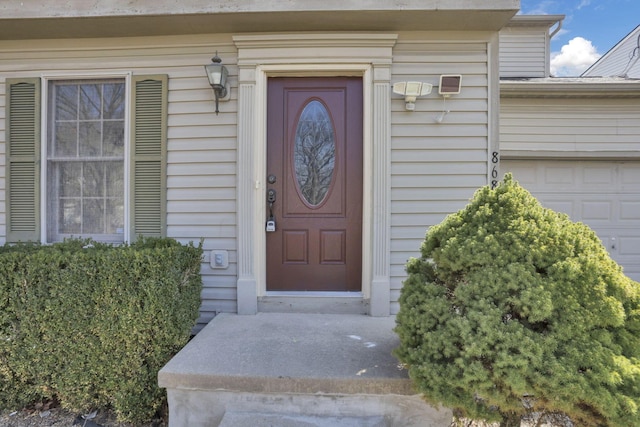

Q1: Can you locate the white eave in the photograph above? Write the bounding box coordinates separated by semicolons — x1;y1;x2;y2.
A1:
504;14;564;28
500;77;640;98
0;0;520;39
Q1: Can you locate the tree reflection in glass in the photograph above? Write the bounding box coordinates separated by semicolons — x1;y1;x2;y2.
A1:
294;100;335;206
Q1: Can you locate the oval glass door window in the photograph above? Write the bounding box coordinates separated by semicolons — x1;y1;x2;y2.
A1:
294;100;336;206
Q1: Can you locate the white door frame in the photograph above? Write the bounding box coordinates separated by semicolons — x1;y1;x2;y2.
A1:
233;33;397;315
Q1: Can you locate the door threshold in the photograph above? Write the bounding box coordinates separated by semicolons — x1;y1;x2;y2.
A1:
258;292;368;314
265;291;363;297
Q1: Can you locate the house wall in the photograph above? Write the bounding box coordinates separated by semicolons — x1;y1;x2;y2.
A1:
582;25;640;78
583;47;631;78
389;33;493;313
500;96;640;282
499;27;548;78
0;34;239;326
0;31;495;325
500;97;640;155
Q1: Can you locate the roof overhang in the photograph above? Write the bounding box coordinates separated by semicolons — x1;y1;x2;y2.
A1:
0;0;520;40
504;14;564;28
501;78;640;98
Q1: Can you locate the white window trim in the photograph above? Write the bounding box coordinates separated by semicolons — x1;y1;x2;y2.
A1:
40;72;132;244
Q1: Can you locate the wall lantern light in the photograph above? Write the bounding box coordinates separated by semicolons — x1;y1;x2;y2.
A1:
204;52;229;115
392;81;433;111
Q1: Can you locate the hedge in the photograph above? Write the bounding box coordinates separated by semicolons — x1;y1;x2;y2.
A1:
0;237;203;423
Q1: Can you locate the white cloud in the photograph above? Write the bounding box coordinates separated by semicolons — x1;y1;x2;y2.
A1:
577;0;591;9
550;37;601;76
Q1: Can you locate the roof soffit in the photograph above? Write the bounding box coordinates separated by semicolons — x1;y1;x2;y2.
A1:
0;1;520;40
504;15;564;28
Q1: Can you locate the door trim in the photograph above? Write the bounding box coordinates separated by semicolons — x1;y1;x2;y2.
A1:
233;33;397;315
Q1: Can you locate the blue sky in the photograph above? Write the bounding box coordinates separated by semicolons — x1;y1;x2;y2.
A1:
519;0;640;76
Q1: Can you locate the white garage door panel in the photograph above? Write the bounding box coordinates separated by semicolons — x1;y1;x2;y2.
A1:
622;164;640;189
618;235;640;279
503;160;640;282
621;200;640;220
620;236;640;256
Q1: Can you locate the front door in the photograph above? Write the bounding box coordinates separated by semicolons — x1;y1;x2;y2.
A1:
266;77;363;292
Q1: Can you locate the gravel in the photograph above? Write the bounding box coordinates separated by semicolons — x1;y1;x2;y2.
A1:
1;405;572;426
0;406;166;427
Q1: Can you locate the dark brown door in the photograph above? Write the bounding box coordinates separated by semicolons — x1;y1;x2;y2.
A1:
266;77;363;291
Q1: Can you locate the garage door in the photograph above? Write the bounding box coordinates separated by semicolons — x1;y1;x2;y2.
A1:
503;160;640;282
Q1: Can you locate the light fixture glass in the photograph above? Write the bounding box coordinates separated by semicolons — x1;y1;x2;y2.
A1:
204;52;229;115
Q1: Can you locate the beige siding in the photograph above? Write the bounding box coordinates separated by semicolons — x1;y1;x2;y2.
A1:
0;35;239;327
499;27;547;78
389;34;490;313
500;98;640;154
500;97;640;283
0;100;4;230
584;49;633;78
1;31;495;321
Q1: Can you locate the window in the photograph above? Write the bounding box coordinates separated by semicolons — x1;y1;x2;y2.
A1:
294;100;336;207
6;75;167;244
46;80;126;243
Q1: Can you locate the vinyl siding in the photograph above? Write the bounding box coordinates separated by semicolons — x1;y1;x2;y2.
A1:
584;50;633;78
0;131;4;229
389;34;490;313
500;98;640;154
1;32;494;322
0;35;238;327
499;27;548;78
582;26;640;78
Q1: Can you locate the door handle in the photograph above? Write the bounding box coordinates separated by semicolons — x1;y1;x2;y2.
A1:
266;189;277;232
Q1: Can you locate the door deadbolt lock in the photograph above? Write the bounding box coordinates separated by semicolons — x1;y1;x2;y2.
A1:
267;189;277;203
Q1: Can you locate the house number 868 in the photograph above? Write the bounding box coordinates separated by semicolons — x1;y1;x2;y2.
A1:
491;151;499;189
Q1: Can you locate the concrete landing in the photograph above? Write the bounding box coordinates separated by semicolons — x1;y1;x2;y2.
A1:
160;313;411;394
158;313;453;427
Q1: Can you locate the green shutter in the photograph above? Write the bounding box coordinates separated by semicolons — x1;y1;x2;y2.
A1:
130;75;168;240
6;78;41;243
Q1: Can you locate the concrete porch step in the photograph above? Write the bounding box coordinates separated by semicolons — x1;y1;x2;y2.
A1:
158;313;452;426
218;411;388;427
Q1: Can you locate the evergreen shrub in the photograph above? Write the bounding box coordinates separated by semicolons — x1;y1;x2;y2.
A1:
0;237;203;423
394;175;640;427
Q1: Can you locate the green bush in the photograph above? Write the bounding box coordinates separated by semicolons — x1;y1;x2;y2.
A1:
394;174;640;427
0;237;203;423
